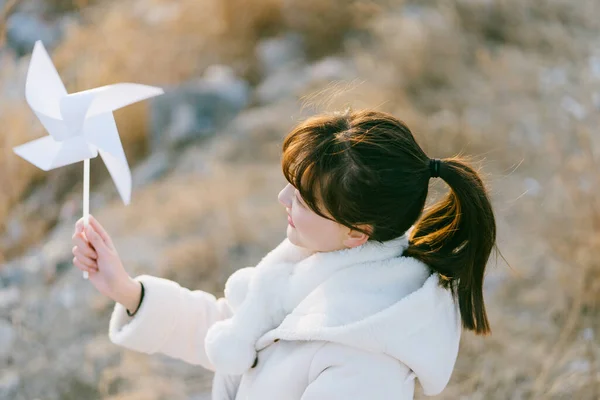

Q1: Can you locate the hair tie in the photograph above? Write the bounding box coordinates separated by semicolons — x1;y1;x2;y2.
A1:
429;158;441;178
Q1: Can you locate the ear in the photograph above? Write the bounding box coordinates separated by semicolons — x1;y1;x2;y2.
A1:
342;225;370;249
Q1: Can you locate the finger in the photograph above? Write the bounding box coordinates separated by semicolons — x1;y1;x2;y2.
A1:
74;253;98;270
85;224;108;253
72;221;85;241
73;257;97;273
75;217;85;234
73;248;97;269
89;215;114;248
72;244;97;261
72;233;97;256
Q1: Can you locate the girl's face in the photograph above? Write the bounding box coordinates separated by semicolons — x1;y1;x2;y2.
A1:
277;183;369;253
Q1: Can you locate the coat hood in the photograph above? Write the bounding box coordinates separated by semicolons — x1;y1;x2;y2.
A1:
204;235;461;396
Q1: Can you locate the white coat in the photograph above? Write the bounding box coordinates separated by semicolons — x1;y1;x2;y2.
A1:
108;234;462;399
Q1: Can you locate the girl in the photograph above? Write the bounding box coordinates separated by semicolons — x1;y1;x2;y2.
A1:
72;109;496;399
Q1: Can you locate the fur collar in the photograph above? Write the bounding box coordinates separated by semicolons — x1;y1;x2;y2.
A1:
204;235;461;395
205;235;411;373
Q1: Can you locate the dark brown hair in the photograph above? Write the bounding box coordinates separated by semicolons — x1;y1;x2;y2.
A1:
281;109;496;335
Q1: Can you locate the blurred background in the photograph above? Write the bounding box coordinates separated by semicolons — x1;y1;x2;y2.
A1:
0;0;599;398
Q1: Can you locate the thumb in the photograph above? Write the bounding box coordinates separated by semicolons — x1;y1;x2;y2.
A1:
85;225;108;252
75;218;85;234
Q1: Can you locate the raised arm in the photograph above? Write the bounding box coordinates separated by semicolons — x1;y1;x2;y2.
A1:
109;274;233;371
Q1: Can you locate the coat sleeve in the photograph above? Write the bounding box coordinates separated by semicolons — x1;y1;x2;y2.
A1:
108;274;233;371
301;343;415;400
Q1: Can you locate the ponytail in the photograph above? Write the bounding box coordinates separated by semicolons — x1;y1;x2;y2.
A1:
404;157;496;335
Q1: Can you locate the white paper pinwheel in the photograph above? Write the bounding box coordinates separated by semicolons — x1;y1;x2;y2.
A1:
13;40;164;278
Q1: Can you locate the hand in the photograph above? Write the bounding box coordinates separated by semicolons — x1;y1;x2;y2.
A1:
72;215;141;312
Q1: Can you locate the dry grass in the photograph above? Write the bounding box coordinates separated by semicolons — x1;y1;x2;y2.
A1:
528;128;600;399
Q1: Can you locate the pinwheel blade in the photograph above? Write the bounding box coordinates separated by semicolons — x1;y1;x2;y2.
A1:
25;41;68;118
84;113;132;205
60;90;97;139
84;83;164;118
13;135;97;171
30;111;69;142
25;41;70;141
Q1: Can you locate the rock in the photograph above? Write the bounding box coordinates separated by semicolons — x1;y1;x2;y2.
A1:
0;369;19;399
228;100;301;138
0;287;20;310
589;55;600;80
0;260;26;287
305;56;356;82
256;56;356;104
218;100;305;162
6;12;63;56
566;359;590;373
132;151;171;189
582;327;594;341
560;96;586;120
2;218;25;250
57;286;76;309
0;319;15;360
58;196;81;222
84;335;121;379
149;65;250;151
0;166;75;257
171;146;210;176
0;235;71;287
39;235;72;283
256;33;306;76
539;67;567;91
255;64;310;104
203;65;251;110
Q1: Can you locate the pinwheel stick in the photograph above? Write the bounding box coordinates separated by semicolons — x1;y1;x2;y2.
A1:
82;158;90;280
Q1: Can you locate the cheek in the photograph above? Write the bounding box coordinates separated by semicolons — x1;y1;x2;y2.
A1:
291;207;311;229
293;208;342;244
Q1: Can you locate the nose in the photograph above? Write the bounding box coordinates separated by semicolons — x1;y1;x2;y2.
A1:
278;184;293;208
